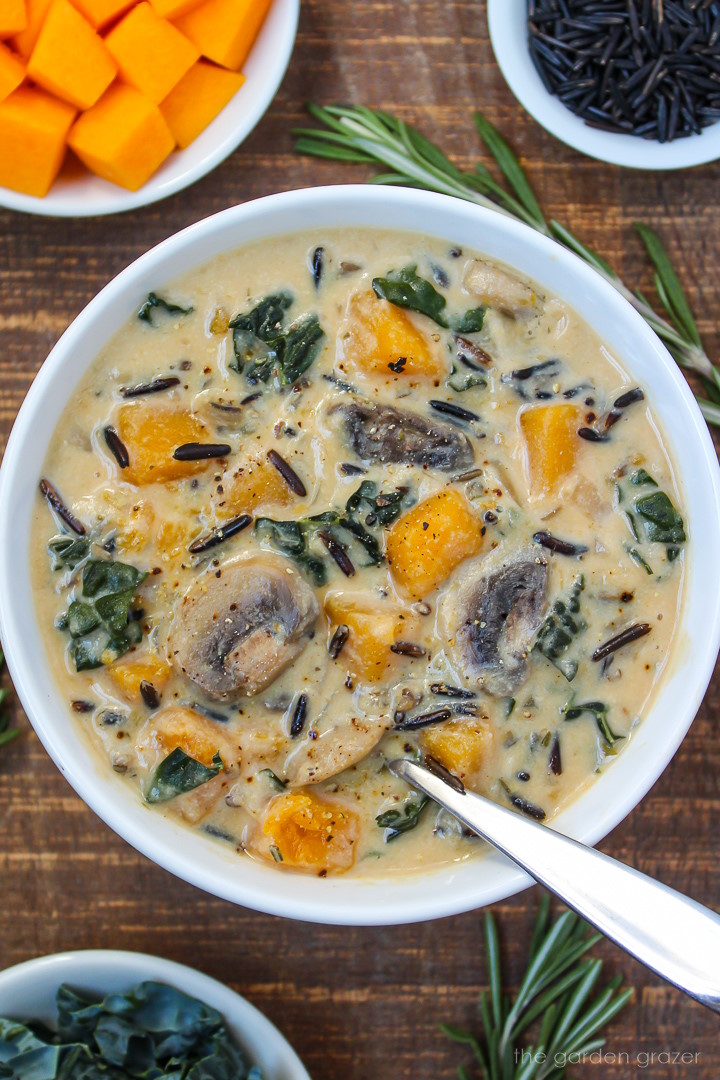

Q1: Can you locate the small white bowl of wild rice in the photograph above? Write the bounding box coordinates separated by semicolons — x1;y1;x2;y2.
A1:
488;0;720;169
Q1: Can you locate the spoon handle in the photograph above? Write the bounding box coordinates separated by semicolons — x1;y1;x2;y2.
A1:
391;758;720;1013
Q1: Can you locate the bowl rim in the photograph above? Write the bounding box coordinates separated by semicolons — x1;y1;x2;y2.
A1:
1;184;720;925
0;0;300;218
487;0;720;170
0;949;310;1079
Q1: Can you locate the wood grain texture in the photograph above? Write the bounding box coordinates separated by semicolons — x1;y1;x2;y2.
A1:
1;1;719;1076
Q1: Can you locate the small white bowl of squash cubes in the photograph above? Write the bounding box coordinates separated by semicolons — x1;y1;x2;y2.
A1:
0;0;299;215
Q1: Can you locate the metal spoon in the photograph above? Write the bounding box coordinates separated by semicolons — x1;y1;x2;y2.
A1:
390;758;720;1014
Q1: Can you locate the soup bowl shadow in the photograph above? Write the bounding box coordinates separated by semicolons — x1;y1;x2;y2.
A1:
1;186;719;924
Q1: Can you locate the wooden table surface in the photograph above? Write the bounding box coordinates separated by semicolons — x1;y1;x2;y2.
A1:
2;2;720;1076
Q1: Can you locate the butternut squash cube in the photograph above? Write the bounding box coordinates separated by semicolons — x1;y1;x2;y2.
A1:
11;0;50;57
68;84;175;191
174;0;272;71
0;0;26;37
340;290;445;382
70;0;134;29
114;403;215;484
160;59;243;148
422;719;494;782
263;791;359;872
325;593;401;683
105;2;198;103
386;488;483;599
107;652;172;701
27;0;116;109
519;402;582;498
0;85;75;196
0;41;24;100
149;0;203;17
217;454;296;518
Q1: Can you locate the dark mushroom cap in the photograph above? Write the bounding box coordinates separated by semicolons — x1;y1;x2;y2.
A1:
441;549;549;696
331;399;475;472
169;556;319;699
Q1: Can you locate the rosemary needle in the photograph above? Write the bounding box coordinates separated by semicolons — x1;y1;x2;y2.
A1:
441;897;633;1080
294;104;720;427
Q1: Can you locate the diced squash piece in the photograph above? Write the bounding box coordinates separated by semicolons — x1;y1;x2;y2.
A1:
68;84;175;190
136;705;234;769
386;488;483;599
0;85;75;195
149;0;203;17
107;652;172;700
174;0;272;71
0;41;24;100
519;402;582;498
217;454;296;519
0;0;26;37
422;719;495;782
263;791;359;872
160;59;243;148
114;403;216;484
71;0;134;29
27;0;116;109
11;0;50;57
325;593;402;684
106;2;198;103
340;290;444;381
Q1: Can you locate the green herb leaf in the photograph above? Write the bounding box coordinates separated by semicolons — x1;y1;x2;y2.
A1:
344;479;413;526
59;557;147;671
630;468;657;487
452;306;486;334
137;291;194;325
473;112;547;228
48;534;90;570
146;748;223;803
255;517;327;586
448;366;487;393
372;264;449;327
562;700;621;748
376;794;430;841
633;490;686;545
534;576;586;681
634;223;702;349
229;293;324;386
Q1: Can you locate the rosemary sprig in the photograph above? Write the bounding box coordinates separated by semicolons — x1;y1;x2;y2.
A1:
442;897;633;1080
0;651;19;750
294;105;720;427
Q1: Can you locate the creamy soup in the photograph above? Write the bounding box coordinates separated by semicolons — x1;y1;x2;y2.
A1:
30;229;686;878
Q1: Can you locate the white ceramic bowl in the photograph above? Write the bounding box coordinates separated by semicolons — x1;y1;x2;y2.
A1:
488;0;720;170
1;185;719;924
0;0;299;217
0;950;310;1079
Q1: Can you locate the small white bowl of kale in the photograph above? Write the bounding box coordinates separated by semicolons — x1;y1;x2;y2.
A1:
0;950;310;1079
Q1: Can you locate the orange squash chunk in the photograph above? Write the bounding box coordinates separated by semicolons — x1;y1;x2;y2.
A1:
149;0;203;17
0;0;26;37
0;41;24;100
263;791;359;872
107;652;172;701
27;0;116;109
519;402;582;498
325;593;401;684
341;290;444;381
386;488;483;599
136;705;231;768
0;85;75;195
160;59;243;148
68;84;175;190
422;719;494;782
71;0;134;29
11;0;50;56
218;454;296;518
174;0;272;71
106;2;199;103
115;403;217;485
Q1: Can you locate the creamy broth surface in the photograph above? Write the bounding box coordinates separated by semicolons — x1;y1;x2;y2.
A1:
31;229;686;878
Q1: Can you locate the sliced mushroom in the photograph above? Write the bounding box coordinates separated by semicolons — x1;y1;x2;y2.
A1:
440;550;549;696
169;556;319;698
283;714;392;787
331;400;475;472
463;259;537;318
